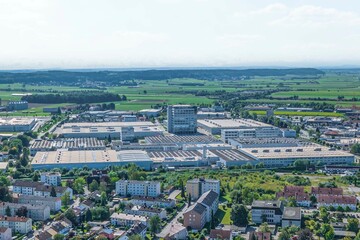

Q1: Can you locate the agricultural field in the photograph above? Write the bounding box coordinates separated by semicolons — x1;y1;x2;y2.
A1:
0;72;359;115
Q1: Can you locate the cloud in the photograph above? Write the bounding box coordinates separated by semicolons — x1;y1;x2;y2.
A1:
271;5;360;27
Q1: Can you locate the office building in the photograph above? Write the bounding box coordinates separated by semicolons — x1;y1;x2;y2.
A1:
115;180;161;197
281;207;302;228
221;127;282;142
167;105;197;134
186;178;220;200
251;200;284;225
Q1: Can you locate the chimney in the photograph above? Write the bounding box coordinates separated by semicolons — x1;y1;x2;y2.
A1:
202;146;207;159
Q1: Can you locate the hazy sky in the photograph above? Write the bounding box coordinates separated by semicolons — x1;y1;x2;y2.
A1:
1;0;360;69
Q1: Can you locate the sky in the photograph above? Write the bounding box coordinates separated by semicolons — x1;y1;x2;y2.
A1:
1;0;360;69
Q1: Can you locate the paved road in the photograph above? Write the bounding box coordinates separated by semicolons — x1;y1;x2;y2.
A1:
157;203;188;238
168;190;181;200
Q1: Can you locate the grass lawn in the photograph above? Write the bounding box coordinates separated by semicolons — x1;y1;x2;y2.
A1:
215;205;232;225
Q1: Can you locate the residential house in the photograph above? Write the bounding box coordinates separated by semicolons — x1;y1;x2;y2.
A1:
40;172;61;186
126;222;147;239
209;229;232;240
311;187;343;196
16;194;62;212
116;180;161;197
131;196;176;208
0;227;11;240
317;195;357;210
110;213;148;227
186;178;220;200
163;223;188;240
124;205;167;219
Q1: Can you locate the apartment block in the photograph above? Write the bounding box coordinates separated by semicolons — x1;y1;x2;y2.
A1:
16;195;62;212
186;178;220;200
0;202;50;221
0;216;32;234
115;180;161;197
40;172;62;186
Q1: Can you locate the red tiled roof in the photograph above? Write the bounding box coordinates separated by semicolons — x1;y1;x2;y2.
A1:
210;229;232;239
311;187;343;195
317;194;356;204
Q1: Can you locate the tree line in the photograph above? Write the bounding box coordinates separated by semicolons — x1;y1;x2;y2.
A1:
21;91;124;104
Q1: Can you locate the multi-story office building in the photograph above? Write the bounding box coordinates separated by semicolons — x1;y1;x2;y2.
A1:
40;172;61;186
7;101;28;111
186;178;220;200
167;105;197;134
115;180;161;197
0;216;32;234
251;200;284;225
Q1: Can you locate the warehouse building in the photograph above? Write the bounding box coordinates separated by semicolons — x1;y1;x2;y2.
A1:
56;121;163;140
197;118;278;135
31;150;153;170
228;138;311;149
221;127;282;142
138;109;162;117
111;141;179;151
239;147;355;167
0;118;36;132
145;135;221;146
30;138;106;155
7;101;28;111
210;149;258;168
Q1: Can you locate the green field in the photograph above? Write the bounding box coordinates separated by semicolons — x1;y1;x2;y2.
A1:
1;73;360;114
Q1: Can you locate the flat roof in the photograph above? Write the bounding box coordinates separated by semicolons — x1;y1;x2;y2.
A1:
209;149;255;162
282;207;301;220
145;135;220;144
230;137;313;146
240;147;354;159
62;121;155;128
197;119;271;128
31;150;151;166
0;118;36;126
59;126;162;134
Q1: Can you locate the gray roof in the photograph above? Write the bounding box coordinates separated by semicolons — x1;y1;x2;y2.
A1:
252;200;282;209
197;190;219;207
185;202;206;215
282;207;301;220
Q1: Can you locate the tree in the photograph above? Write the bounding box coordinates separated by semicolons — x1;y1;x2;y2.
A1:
50;186;57;197
15;206;28;217
5;206;11;217
149;215;161;235
61;192;71;208
188;194;191;206
278;230;291;240
298;228;314;240
0;186;12;202
89;180;99;192
310;195;317;205
320;207;329;223
347;218;359;233
73;177;86;194
287;196;297;207
32;172;40;182
128;235;142;240
230;189;242;204
53;234;65;240
259;223;270;233
320;224;334;240
179;179;185;198
100;192;107;206
65;209;78;226
230;204;248;226
85;209;92;222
